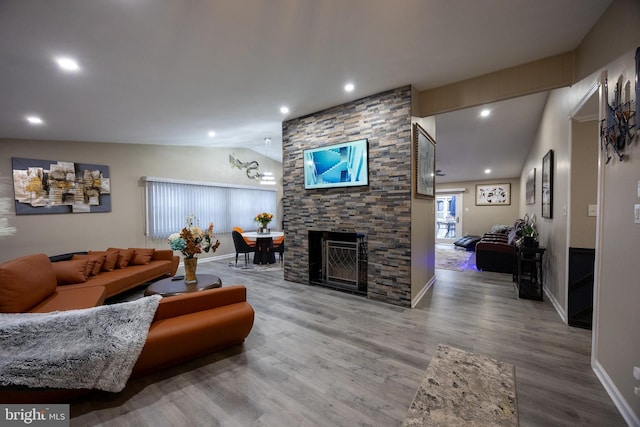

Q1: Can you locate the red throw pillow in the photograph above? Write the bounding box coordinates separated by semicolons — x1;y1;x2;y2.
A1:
52;259;90;285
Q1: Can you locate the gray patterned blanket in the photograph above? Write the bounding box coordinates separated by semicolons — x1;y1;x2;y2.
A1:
0;295;161;392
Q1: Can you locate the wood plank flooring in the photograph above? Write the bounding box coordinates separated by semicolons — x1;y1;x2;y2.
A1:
71;259;625;426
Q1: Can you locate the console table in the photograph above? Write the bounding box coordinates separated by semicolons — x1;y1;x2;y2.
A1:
515;246;545;300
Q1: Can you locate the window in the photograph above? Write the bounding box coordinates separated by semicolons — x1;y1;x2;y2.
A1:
144;177;276;239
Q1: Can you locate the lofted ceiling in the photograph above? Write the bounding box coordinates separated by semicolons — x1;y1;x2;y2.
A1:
0;0;612;182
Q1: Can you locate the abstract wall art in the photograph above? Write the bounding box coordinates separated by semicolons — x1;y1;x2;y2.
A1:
12;157;111;215
476;183;511;206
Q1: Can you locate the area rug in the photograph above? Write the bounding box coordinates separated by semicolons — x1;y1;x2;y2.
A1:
402;344;518;427
0;295;161;392
435;245;473;271
227;262;283;272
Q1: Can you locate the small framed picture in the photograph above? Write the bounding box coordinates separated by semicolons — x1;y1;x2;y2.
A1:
414;123;436;198
542;150;554;218
526;168;536;205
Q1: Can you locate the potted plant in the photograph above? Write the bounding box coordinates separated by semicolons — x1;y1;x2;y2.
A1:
519;223;538;247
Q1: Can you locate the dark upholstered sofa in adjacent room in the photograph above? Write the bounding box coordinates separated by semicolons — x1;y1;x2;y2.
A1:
474;220;525;274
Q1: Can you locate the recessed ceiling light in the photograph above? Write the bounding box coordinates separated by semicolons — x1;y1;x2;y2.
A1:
280;106;289;114
54;56;80;72
480;109;491;118
25;115;44;125
484;169;492;174
344;83;355;92
207;130;216;138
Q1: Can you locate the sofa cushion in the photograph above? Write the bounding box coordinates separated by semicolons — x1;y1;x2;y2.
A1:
129;248;155;265
0;254;57;313
89;250;119;271
29;286;107;313
107;248;135;269
507;227;519;246
52;259;90;285
72;254;106;276
489;224;512;234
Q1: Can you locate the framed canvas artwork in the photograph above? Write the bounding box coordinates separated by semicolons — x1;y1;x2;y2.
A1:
12;157;111;215
414;123;436;198
476;183;511;206
542;150;554;218
526;168;536;205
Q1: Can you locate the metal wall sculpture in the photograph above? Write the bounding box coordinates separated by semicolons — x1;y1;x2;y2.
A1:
600;49;638;164
229;153;263;181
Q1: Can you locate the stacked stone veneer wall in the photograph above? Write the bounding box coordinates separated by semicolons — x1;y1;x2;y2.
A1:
282;86;413;306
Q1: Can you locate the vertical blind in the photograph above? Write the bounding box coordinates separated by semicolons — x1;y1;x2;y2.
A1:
144;177;277;239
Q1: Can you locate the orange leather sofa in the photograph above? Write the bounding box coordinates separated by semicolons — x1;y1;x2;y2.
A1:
0;253;255;403
0;250;179;313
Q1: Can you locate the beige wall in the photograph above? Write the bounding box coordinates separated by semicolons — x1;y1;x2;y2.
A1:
574;0;640;83
519;88;571;313
573;0;640;422
411;113;436;305
0;139;282;263
569;120;598;249
437;177;521;237
587;51;640;423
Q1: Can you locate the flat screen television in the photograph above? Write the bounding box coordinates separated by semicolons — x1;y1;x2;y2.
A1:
303;139;369;189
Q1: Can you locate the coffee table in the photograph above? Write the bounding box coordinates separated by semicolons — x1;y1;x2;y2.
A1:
144;274;222;297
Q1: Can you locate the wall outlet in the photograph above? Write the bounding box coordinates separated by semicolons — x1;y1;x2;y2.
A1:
635;205;640;224
634;366;640;380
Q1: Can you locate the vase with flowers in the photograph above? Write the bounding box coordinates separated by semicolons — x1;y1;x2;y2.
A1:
254;212;273;234
167;214;220;284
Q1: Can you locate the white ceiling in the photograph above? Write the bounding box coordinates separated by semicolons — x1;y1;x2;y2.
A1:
0;0;611;182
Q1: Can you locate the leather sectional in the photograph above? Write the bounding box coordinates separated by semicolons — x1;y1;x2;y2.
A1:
474;220;525;274
0;251;255;403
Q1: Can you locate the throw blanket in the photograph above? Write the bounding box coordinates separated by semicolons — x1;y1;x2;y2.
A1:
0;295;161;392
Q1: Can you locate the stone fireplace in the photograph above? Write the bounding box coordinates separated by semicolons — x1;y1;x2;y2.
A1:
282;85;431;307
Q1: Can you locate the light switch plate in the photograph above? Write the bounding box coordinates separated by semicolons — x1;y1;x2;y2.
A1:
635;204;640;224
588;205;597;217
638;180;640;198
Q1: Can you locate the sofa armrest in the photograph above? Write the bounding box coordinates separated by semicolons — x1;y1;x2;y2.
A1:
151;250;179;276
153;285;248;321
151;249;174;261
476;241;515;255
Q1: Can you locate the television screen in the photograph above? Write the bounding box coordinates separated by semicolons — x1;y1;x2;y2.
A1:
303;139;368;189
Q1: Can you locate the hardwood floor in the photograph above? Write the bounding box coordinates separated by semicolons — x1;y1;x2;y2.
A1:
71;259;625;426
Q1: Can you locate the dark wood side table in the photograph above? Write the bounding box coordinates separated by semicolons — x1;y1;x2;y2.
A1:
515;246;545;300
144;274;222;297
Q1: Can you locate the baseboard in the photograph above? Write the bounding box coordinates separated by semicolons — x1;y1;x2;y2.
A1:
412;275;436;308
593;359;640;426
178;253;234;266
544;286;567;324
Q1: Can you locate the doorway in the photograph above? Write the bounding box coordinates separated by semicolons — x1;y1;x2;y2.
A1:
435;193;462;243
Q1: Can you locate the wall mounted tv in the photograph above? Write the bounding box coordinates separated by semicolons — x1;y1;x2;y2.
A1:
303;139;369;189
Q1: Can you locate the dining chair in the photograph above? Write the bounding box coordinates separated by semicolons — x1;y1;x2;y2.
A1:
232;230;256;267
233;226;256;247
273;238;284;265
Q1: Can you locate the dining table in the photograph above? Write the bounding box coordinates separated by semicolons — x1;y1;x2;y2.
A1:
241;231;284;265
